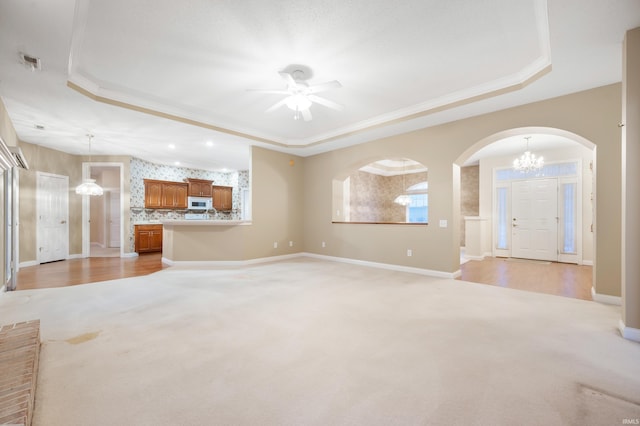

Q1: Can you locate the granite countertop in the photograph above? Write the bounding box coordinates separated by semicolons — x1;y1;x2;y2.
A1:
160;219;251;226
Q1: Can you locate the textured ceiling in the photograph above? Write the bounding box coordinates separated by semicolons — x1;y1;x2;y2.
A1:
0;0;639;171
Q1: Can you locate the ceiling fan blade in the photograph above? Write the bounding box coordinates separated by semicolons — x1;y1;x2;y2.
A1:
279;72;297;89
265;97;291;113
308;94;344;111
301;108;312;121
307;80;342;94
247;89;290;95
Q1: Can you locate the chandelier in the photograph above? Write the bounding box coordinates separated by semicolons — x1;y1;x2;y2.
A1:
513;136;544;172
75;134;104;196
394;160;411;206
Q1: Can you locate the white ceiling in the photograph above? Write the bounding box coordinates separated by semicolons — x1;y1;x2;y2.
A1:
0;0;639;172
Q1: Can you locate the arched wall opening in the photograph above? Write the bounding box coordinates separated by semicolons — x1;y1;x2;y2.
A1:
332;157;428;224
453;126;598;290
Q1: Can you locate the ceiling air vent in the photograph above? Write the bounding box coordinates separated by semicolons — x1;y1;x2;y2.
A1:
19;52;41;71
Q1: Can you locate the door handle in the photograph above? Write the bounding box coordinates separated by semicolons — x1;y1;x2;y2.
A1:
512;223;517;227
60;220;67;224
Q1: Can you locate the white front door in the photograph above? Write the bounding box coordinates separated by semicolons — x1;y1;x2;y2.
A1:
511;179;558;261
37;172;69;263
108;190;120;248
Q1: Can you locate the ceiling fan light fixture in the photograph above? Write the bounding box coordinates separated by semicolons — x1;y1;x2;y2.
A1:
285;94;312;112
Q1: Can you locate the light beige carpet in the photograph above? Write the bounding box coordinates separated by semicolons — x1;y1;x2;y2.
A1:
1;257;639;425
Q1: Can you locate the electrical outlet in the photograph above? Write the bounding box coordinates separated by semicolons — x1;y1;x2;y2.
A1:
273;242;278;248
407;249;412;257
322;241;326;248
289;241;293;247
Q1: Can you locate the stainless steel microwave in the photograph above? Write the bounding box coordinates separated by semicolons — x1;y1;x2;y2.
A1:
187;196;212;210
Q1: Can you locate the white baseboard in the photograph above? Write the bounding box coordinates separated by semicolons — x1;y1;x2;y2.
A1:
19;260;38;268
581;259;594;266
464;255;485;261
68;253;83;259
121;252;138;258
591;287;622;305
162;253;300;267
162;252;458;279
618;319;640;342
303;252;459;279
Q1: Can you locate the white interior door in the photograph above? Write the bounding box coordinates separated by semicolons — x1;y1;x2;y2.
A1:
511;179;558;261
37;172;69;263
108;190;120;248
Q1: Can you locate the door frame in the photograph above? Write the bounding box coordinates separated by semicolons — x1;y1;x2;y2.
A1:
492;159;583;264
36;171;69;264
81;162;125;258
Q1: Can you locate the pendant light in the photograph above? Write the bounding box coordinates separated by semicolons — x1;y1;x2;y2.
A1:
75;134;104;196
394;160;411;206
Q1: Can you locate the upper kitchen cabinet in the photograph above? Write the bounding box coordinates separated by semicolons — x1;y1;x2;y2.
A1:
144;179;188;209
213;185;233;211
144;179;163;208
185;178;213;197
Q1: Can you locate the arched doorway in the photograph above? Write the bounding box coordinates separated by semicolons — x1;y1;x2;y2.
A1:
454;127;597;299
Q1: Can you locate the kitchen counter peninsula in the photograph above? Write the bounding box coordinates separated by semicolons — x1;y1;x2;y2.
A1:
160;219;251;227
159;219;254;264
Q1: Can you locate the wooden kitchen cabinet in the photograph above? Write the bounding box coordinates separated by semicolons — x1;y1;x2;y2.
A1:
162;182;188;209
135;224;163;253
144;179;188;209
144;180;163;208
213;185;233;211
185;178;213;197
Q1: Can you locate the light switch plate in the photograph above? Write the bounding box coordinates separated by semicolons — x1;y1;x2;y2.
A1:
439;219;448;228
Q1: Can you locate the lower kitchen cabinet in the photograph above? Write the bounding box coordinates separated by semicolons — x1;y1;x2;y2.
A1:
135;224;163;253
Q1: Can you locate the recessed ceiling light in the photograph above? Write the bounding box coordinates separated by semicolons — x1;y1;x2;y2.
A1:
174;161;180;166
206;141;214;147
168;144;176;149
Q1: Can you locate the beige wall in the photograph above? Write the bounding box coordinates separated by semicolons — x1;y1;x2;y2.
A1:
17;144;132;262
18;142;83;262
163;146;305;262
0;98;18;148
303;84;622;292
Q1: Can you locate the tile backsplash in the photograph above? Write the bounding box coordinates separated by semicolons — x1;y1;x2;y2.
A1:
128;157;249;251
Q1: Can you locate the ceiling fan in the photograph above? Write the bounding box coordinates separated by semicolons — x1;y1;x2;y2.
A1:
250;67;343;121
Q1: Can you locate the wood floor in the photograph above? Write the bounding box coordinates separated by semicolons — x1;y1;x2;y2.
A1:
15;253;167;291
459;257;593;301
15;253;592;301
